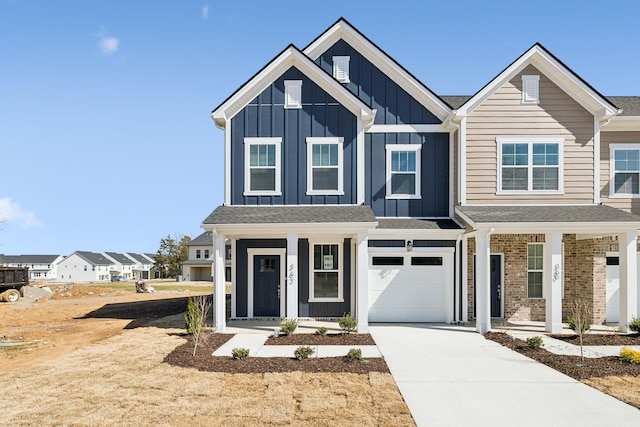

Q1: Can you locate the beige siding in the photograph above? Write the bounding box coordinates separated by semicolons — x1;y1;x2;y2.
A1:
600;131;640;214
465;65;595;204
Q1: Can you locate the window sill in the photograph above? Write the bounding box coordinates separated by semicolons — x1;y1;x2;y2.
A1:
307;190;344;196
386;194;421;200
496;190;564;196
609;194;640;199
308;298;344;303
243;191;282;196
527;297;544;301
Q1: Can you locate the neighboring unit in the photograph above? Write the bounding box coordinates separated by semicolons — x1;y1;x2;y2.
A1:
204;18;640;334
56;251;117;282
181;231;231;282
104;252;136;281
0;254;63;281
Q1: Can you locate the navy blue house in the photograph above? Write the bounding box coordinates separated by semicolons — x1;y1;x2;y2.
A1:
205;19;464;331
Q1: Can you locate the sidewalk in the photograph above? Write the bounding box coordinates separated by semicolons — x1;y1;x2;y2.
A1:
508;331;640;357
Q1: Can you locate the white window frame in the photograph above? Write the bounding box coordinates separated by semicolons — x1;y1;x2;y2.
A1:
385;144;422;199
332;56;350;83
309;240;343;303
243;137;282;196
284;80;302;109
609;143;640;198
527;243;544;300
496;137;564;195
522;75;540;104
306;137;344;195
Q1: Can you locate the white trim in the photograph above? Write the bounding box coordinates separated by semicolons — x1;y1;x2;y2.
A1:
449;130;454;217
527;242;544;300
604;116;640;132
461;236;469;322
230;238;236;318
286;233;299;319
609;143;640;198
367;124;448;133
243;137;282;196
496;137;564;194
332;55;350;83
247;248;286;318
308;240;344;303
521;75;540;104
356;119;365;204
224;127;231;205
385;144;422;199
459;117;467;205
594;113;601;204
303;19;451;121
284;80;302;109
306;137;344;195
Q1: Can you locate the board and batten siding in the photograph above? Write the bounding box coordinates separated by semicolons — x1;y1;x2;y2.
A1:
230;66;357;206
365;132;449;217
315;39;441;125
600;131;640;214
465;65;595;204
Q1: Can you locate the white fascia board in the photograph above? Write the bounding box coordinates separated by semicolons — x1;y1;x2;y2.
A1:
603;116;640;132
455;45;618;120
454;207;476;229
211;46;374;130
303;21;451;122
366;124;448;133
202;221;378;237
368;228;463;240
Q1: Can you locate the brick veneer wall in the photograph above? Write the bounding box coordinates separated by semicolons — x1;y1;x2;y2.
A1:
467;234;616;324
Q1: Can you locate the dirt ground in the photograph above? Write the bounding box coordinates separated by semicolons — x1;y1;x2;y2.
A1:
0;284;414;426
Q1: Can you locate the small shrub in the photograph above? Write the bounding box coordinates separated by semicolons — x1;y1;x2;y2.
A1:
231;348;250;361
294;346;314;360
525;336;544;349
568;315;591;334
628;317;640;333
314;327;328;336
279;318;299;336
619;347;640;365
338;313;357;335
346;348;362;361
184;297;202;335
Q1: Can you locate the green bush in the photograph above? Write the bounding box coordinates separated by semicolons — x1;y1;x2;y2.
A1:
231;348;250;361
619;347;640;365
279;318;299;336
525;336;544;349
314;327;328;336
338;313;358;335
346;348;362;361
294;346;314;360
184;297;202;335
628;317;640;333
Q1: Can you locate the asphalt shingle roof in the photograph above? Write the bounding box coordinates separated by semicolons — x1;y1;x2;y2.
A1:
376;218;463;230
457;205;640;224
75;251;113;265
203;205;377;225
188;231;213;246
608;96;640;116
125;253;150;264
0;254;60;264
105;252;135;265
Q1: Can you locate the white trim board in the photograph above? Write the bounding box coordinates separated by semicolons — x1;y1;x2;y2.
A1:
247;248;286;318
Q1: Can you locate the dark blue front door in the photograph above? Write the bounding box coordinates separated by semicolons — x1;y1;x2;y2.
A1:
253;255;280;316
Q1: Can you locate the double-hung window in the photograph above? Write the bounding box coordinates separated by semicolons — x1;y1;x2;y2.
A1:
244;137;282;195
527;243;543;299
306;137;344;195
309;242;342;302
610;144;640;197
497;137;563;194
386;145;421;198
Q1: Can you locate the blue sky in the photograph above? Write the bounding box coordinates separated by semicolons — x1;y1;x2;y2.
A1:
1;0;639;256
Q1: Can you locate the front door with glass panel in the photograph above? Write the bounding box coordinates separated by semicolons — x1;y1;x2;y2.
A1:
253;255;280;316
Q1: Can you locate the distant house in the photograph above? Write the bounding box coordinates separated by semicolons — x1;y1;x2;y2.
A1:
181;231;231;282
104;252;136;280
0;254;64;281
56;251;116;282
124;253;153;280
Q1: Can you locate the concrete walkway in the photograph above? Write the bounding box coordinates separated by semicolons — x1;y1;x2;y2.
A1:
370;324;640;427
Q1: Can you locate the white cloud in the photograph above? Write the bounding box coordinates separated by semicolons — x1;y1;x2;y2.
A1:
0;198;42;229
97;30;119;55
202;5;209;20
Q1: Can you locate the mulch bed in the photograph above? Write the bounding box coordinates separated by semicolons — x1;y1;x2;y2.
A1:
485;332;640;380
550;333;640;346
163;333;389;374
265;333;375;346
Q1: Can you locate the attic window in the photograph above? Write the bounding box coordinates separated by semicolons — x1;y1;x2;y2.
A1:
332;56;350;83
284;80;302;109
522;75;540;104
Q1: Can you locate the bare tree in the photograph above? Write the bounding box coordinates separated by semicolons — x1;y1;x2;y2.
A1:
568;299;592;361
185;295;212;356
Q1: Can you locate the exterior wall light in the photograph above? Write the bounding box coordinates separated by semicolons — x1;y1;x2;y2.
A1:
406;241;413;252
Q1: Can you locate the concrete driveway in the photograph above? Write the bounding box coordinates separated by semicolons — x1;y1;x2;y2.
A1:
370;324;640;427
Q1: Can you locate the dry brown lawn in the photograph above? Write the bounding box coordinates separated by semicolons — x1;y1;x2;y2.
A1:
584;376;640;409
0;292;414;426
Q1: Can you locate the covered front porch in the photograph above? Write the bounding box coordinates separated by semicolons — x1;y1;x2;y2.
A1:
456;205;640;334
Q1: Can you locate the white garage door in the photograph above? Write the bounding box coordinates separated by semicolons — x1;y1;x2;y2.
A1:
369;254;450;322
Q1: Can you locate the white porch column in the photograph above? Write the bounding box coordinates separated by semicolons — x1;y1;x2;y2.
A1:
475;231;491;333
356;232;369;333
544;232;563;334
213;232;226;332
462;236;469;322
286;233;299;319
619;231;638;333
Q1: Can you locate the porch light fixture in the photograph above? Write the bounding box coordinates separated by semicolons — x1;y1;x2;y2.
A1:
406;241;413;252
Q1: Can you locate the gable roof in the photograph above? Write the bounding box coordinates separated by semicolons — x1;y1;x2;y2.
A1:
0;254;61;264
188;231;212;246
73;251;113;266
125;253;151;264
303;18;451;121
452;43;619;121
105;252;135;265
211;44;375;130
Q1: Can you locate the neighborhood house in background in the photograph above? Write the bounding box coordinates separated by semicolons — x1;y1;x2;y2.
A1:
202;18;640;334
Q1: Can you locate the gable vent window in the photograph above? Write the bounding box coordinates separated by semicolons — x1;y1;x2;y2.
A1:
522;75;540;104
332;56;350;83
284;80;302;109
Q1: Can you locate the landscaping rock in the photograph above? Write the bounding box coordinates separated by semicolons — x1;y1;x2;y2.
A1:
22;285;53;300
